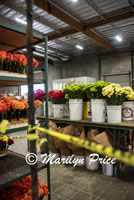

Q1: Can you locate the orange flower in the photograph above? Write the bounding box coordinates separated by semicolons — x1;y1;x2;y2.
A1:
34;100;42;108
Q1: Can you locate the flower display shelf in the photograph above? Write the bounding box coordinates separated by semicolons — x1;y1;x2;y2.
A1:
0;151;47;189
0;74;43;86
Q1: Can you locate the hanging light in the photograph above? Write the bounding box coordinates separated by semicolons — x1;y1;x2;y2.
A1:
76;45;84;50
15;18;27;25
115;35;122;42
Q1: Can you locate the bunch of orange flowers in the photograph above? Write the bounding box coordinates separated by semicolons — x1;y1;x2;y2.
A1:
0;51;39;68
34;100;42;108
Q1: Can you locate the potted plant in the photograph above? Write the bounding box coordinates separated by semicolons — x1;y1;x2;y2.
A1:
63;84;84;120
102;83;126;123
84;81;110;122
122;87;134;121
52;90;66;118
34;89;45;116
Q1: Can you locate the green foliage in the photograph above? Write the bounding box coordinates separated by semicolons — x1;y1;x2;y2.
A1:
63;84;85;100
83;81;111;100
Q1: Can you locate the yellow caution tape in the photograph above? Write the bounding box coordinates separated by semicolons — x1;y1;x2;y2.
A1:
1;120;134;166
30;126;134;167
0;120;9;134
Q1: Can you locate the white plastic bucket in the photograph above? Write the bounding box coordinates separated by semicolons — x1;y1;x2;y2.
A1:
107;105;122;123
91;99;106;122
53;104;64;118
69;99;83;120
122;101;134;121
36;104;44;116
44;101;53;117
74;155;85;166
48;101;53;117
102;163;113;176
86;157;99;170
64;101;69;117
43;102;46;117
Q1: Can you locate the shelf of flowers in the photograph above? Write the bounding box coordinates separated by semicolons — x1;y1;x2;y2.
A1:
0;50;39;74
0;97;42;129
35;81;134;124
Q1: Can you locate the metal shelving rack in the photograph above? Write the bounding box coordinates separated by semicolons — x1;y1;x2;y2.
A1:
0;0;51;200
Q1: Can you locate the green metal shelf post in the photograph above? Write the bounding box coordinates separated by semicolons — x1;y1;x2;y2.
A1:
44;36;51;200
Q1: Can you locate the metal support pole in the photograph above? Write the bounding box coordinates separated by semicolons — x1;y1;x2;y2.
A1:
131;52;134;88
44;36;51;200
26;0;38;199
98;56;101;80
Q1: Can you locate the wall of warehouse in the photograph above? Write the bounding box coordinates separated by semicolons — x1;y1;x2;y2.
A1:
59;52;131;81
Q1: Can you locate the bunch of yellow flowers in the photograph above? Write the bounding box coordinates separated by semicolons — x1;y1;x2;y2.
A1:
123;87;134;101
102;83;122;98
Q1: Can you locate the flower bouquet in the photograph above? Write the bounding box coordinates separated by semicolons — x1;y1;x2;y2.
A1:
52;91;66;118
0;137;14;157
102;83;126;123
122;87;134;121
84;81;111;122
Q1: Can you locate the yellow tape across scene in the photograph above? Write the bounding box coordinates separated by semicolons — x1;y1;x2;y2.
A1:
1;120;134;166
32;126;134;167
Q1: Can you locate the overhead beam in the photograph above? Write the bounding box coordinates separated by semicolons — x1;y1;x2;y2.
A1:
47;7;134;41
2;0;61;33
34;0;113;50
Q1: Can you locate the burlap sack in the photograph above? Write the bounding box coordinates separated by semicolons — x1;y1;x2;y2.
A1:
73;149;85;156
87;128;99;141
60;147;72;156
49;121;57;142
50;144;59;153
91;131;113;147
54;127;66;149
66;125;86;151
40;142;47;153
85;150;91;157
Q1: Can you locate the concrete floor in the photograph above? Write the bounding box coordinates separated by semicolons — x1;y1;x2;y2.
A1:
9;131;134;200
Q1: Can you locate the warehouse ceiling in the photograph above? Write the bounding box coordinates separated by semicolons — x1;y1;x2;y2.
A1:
0;0;134;63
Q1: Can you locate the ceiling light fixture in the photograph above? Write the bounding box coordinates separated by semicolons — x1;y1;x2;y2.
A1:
72;0;78;2
76;45;83;50
15;18;27;25
115;35;122;42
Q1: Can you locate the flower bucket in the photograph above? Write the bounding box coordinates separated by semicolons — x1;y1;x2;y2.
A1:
69;99;83;120
122;101;134;121
64;102;69;117
107;105;122;123
53;104;64;118
82;102;88;118
48;101;53;117
36;104;44;116
44;102;53;117
102;163;114;176
86;157;99;170
91;99;106;122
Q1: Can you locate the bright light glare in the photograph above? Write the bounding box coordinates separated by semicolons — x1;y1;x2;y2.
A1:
72;0;78;2
15;18;27;25
76;45;83;50
115;35;122;42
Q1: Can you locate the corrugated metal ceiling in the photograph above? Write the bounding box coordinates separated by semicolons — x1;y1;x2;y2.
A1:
0;0;134;62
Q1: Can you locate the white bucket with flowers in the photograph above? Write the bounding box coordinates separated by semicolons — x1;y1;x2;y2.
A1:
84;81;110;122
122;87;134;121
102;83;125;123
52;91;66;118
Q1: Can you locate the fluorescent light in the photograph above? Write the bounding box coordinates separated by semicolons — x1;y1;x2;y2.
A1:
72;0;78;2
15;18;27;25
33;51;44;57
76;45;83;50
115;35;122;42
